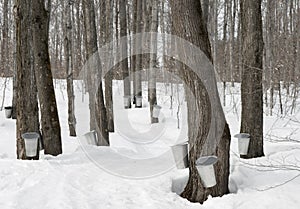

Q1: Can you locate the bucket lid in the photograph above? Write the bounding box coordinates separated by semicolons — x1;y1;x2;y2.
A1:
83;130;97;137
153;105;162;109
196;155;218;166
234;133;250;138
22;132;40;140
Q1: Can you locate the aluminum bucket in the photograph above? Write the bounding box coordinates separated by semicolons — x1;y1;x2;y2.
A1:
22;132;39;157
196;156;218;188
4;106;12;119
234;133;250;155
171;142;189;169
123;95;131;109
80;130;98;145
135;96;143;108
152;105;162;118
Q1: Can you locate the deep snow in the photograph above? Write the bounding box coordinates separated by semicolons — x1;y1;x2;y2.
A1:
0;78;300;209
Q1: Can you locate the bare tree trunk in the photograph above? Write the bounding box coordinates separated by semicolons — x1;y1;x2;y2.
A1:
266;0;276;116
31;0;62;156
229;0;237;86
237;0;243;82
131;0;137;105
201;0;209;27
64;0;77;137
222;0;228;106
119;0;131;108
240;0;264;158
82;0;109;146
75;0;83;77
15;0;40;160
83;0;96;131
134;0;143;107
212;0;218;73
1;0;9;76
170;0;231;204
104;0;114;132
296;1;300;83
9;0;18;119
148;0;159;124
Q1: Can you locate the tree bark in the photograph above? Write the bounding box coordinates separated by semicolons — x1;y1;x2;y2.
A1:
240;0;264;158
103;0;114;132
170;0;231;204
148;0;159;124
82;0;109;146
265;0;275;115
200;0;209;27
133;0;143;107
31;0;62;156
119;0;131;108
64;0;77;137
1;0;9;76
15;0;40;160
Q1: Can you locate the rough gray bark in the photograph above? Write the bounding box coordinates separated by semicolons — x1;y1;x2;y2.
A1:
296;1;300;80
170;0;231;204
75;0;83;77
1;0;9;76
82;0;109;146
14;0;40;160
240;0;264;158
8;0;18;119
229;0;237;85
83;0;97;131
31;0;62;156
200;0;209;27
148;0;159;124
133;0;143;107
64;0;77;137
103;0;114;132
131;0;137;105
265;0;276;115
119;0;131;108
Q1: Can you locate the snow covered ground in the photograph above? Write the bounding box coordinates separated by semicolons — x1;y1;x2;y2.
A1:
0;78;300;209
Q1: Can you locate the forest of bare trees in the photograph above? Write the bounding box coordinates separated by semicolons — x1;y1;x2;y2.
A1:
0;0;298;111
0;0;299;205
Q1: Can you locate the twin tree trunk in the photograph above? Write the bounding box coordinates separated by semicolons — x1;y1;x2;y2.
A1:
31;0;62;156
15;0;62;158
82;0;109;146
240;0;264;158
170;0;231;203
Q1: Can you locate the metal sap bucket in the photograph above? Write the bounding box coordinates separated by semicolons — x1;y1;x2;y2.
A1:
196;155;218;188
135;96;143;108
22;132;39;157
4;106;12;119
123;95;131;109
171;142;189;169
152;105;162;118
234;133;250;155
80;130;98;145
